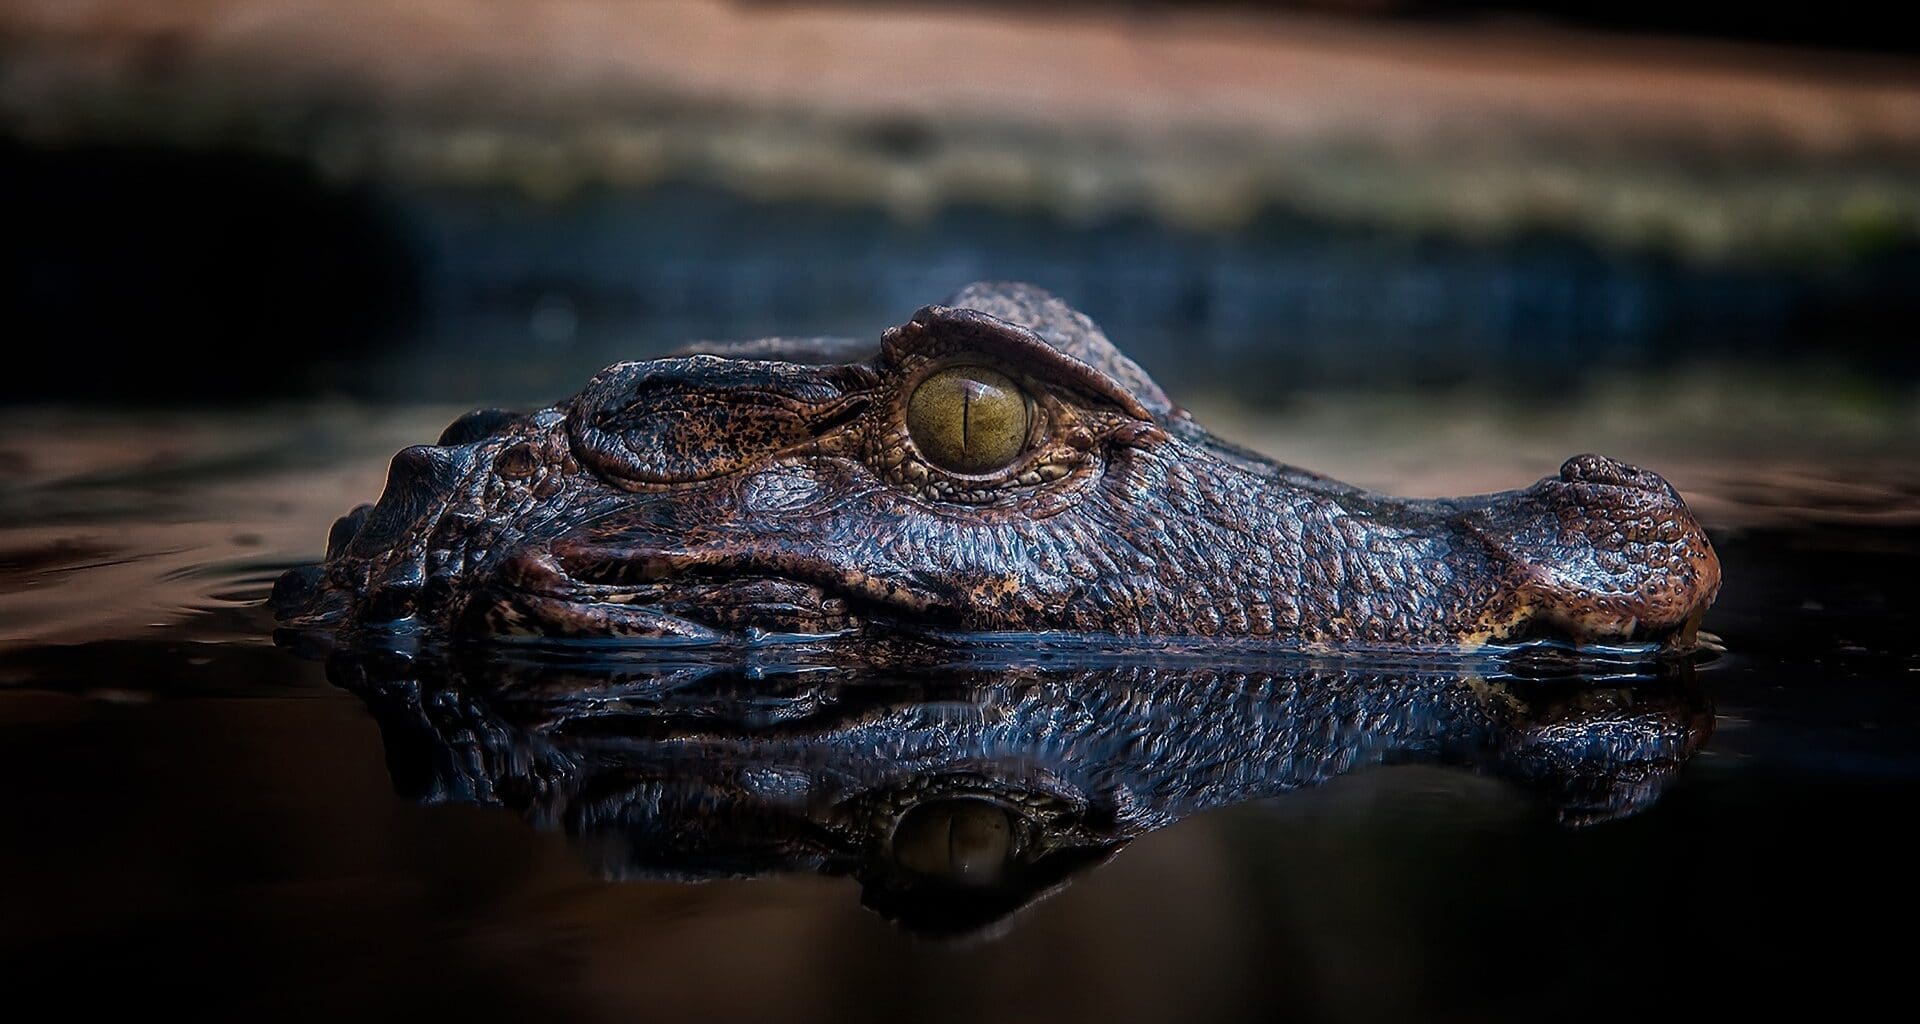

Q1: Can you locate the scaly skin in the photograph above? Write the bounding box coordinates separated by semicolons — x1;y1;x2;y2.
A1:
330;650;1712;936
272;282;1721;648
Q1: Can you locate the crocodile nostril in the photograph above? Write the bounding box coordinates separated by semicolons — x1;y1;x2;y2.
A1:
1558;454;1678;499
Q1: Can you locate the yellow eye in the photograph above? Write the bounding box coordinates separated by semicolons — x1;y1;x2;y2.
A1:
906;366;1031;475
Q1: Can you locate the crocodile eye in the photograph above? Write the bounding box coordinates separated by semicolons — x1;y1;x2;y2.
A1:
906;366;1031;474
891;799;1014;886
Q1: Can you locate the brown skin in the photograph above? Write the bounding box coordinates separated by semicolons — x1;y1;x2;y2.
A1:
272;282;1720;649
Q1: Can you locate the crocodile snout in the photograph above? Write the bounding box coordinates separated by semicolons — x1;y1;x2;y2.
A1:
1472;454;1721;647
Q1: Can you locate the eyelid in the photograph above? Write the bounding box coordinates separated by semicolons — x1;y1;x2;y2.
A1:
884;305;1158;422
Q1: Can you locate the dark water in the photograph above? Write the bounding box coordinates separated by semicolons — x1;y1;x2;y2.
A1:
2;405;1916;1021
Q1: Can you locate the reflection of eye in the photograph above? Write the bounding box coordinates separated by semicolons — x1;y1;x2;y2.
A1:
906;366;1031;475
891;798;1015;886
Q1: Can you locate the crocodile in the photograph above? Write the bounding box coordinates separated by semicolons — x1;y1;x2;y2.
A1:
332;651;1712;936
272;282;1721;649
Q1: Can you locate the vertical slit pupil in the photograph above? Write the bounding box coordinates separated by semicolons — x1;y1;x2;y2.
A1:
961;385;974;455
906;365;1031;475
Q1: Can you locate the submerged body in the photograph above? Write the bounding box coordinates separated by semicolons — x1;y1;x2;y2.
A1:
273;283;1720;648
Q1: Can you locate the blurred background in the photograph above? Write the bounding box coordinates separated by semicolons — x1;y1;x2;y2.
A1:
5;0;1918;410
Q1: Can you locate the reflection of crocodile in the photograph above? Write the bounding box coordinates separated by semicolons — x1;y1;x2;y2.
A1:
330;650;1712;937
275;282;1720;649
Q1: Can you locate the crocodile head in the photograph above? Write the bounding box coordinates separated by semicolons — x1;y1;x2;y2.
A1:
272;282;1720;650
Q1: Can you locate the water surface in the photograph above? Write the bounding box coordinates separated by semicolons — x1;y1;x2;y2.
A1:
2;403;1914;1021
